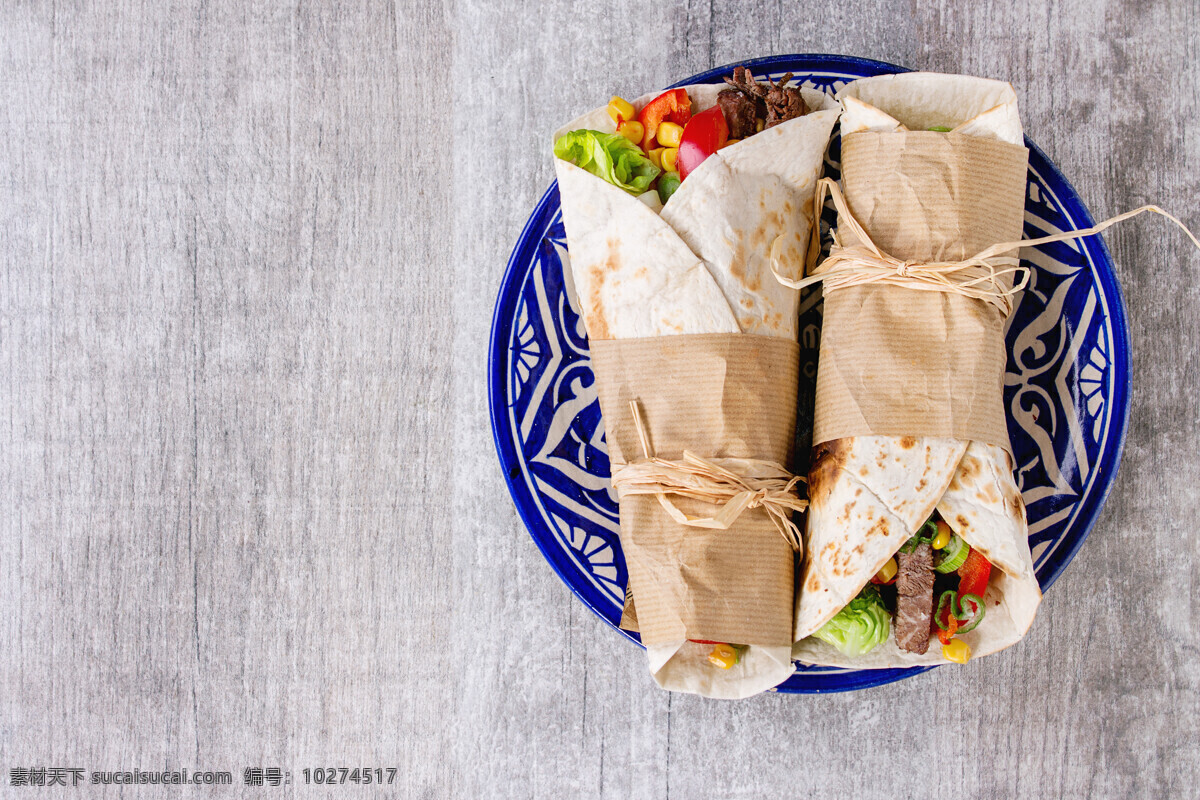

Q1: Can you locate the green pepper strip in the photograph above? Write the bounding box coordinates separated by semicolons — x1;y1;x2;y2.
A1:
901;518;940;554
935;590;958;631
955;593;986;633
935;534;969;573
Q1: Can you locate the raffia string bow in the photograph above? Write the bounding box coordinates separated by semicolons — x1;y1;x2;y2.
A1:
773;177;1200;316
608;400;806;552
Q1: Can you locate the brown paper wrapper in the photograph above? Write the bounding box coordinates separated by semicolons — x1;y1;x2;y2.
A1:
589;333;799;648
812;131;1029;450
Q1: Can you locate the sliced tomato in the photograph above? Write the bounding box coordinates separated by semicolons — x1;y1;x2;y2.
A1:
677;105;728;180
636;88;692;150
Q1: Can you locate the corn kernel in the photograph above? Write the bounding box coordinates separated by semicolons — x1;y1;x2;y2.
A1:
875;557;897;583
932;520;952;549
708;643;738;669
646;147;665;169
661;147;679;172
721;138;741;149
756;119;765;133
608;96;635;125
942;638;972;664
656;121;684;148
617;120;645;145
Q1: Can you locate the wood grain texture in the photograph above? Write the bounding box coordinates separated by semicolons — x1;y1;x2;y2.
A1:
2;1;1198;798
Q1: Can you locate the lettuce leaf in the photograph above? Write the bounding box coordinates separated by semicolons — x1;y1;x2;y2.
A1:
811;585;890;656
554;129;661;195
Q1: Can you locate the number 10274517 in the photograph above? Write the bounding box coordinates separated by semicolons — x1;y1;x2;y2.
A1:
302;767;397;785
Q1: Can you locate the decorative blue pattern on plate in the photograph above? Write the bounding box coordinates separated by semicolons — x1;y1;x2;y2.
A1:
489;55;1130;693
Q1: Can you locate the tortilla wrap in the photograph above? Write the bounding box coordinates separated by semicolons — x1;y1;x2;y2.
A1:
792;73;1042;668
555;83;839;697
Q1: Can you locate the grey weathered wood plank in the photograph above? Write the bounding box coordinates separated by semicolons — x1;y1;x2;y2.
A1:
2;0;1198;798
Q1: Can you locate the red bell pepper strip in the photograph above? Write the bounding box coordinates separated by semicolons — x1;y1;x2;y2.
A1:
937;613;959;645
676;105;729;180
957;547;992;599
637;88;692;150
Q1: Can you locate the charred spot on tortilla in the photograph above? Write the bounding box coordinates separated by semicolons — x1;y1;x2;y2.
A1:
956;514;970;531
584;254;612;340
899;436;917;449
1007;489;1024;518
585;309;610;341
808;439;849;503
728;252;747;281
958;455;981;480
755;223;775;252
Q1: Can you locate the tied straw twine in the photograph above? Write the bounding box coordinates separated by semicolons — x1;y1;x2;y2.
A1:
609;400;807;552
772;177;1200;316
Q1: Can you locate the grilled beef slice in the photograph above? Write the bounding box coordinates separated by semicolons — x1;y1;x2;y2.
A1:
894;542;935;654
720;66;809;134
717;89;759;139
764;81;808;127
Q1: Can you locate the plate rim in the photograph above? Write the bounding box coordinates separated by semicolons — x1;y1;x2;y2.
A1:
488;53;1131;694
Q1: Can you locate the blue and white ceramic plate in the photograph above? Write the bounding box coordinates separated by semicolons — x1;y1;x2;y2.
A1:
489;54;1129;693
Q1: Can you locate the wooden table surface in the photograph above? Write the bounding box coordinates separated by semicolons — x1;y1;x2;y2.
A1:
3;1;1198;797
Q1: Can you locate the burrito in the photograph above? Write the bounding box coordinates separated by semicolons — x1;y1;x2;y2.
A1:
791;73;1043;668
553;69;839;697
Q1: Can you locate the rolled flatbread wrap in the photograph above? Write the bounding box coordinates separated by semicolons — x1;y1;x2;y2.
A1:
792;73;1043;668
555;79;839;697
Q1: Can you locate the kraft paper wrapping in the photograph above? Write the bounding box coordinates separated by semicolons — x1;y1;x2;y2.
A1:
589;333;800;649
812;131;1029;451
